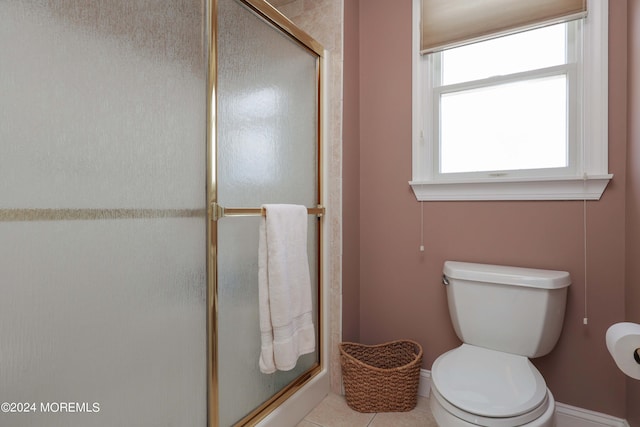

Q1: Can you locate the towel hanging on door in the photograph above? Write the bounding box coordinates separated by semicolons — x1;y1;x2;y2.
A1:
258;204;316;374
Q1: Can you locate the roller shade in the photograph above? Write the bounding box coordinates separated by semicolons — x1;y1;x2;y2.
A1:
420;0;587;53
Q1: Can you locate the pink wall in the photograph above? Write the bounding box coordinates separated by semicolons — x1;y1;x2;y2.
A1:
626;0;640;425
342;0;360;343
344;0;633;418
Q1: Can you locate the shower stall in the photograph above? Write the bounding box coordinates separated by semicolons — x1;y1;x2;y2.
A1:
0;0;327;426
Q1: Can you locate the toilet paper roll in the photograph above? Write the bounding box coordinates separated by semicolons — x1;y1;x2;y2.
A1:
606;322;640;380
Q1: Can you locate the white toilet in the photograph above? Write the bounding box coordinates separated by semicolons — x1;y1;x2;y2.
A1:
430;261;571;427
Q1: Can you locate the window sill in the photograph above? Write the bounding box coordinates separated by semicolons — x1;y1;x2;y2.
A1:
409;175;613;201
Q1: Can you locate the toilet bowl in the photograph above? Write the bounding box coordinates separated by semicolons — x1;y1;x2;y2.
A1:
431;262;571;427
429;345;555;427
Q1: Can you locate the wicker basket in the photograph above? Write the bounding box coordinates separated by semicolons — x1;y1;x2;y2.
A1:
339;340;423;413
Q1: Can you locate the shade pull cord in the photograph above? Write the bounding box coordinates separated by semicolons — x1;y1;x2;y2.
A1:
419;201;425;252
583;173;588;326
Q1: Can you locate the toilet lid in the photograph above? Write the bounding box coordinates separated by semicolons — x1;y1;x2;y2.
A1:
432;344;547;418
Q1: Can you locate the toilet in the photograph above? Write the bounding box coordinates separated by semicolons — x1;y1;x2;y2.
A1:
430;261;571;427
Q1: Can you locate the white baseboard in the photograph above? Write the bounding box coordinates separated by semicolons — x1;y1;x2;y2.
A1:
418;369;629;427
418;368;432;398
555;403;629;427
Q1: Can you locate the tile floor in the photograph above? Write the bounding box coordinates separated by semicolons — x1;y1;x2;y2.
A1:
297;393;438;427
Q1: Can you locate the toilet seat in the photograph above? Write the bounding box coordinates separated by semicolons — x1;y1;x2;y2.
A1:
430;386;554;427
431;344;550;426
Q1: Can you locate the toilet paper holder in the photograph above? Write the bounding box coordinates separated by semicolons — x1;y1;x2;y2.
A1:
607;322;640;379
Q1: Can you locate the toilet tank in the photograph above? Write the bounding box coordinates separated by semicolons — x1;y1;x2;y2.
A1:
442;261;571;358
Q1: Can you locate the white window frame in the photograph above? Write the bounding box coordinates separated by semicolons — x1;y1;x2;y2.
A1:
410;0;612;201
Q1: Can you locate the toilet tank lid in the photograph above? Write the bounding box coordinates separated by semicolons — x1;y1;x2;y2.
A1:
443;261;571;289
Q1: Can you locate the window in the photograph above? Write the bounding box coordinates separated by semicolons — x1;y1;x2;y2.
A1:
410;0;611;201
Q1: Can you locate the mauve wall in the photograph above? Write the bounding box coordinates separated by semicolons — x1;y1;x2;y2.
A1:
626;0;640;425
344;0;632;418
342;0;360;343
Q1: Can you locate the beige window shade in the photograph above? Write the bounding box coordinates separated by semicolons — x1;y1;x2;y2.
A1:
420;0;587;53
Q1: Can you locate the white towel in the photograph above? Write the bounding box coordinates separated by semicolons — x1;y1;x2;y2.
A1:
258;204;316;374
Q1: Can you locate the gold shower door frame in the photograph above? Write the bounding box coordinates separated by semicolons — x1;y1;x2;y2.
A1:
206;1;325;426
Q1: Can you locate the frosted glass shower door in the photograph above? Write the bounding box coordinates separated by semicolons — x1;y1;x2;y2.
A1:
215;0;322;425
0;2;207;427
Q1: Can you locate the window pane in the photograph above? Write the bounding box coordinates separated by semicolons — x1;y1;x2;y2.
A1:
440;75;567;174
441;24;567;85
